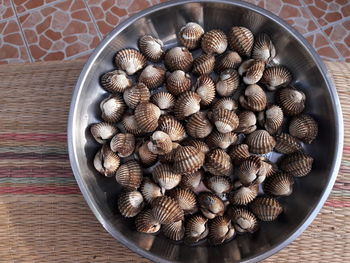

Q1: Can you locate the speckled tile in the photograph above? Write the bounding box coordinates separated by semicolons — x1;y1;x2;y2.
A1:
0;0;15;20
12;0;61;14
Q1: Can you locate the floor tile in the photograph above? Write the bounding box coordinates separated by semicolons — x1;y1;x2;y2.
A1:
0;0;15;20
323;21;350;62
12;0;60;15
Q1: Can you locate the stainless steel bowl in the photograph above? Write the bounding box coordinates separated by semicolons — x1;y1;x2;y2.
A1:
68;0;343;262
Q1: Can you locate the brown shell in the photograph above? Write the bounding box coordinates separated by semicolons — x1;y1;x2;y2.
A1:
140;177;162;204
215;51;242;73
238;155;262;186
159;142;180;163
148;131;173;155
153;163;182;192
115;48;147;75
274;133;302;154
261;66;292;91
90;122;118;144
168;188;197;214
228;26;254;57
236;111;257;134
122;113;142;135
158;115;186;142
250;196;283;221
115;160;142;190
211;108;239;134
123;83;150;109
229;181;259;205
229;144;250;165
151;196;184;224
195;75;216;106
215;69;240;97
201;29;228;55
118;190;144;218
252;33;276;63
135;209;161;233
212;97;238;111
239;84;267;112
240;59;265;85
206;130;237;150
134;102;161;133
93;144;120;177
101;70;132;93
110;133;135;157
228;207;258;233
289;114;318;144
186;111;213;139
179;170;203;190
246;129;276;154
204;175;232;195
178;22;204;50
174;91;201;120
205;149;233;176
198;192;225;219
163;220;185;241
280;151;313;177
276;87;306;116
164;47;193;72
138;35;164;62
100;95;126;123
182;139;210;154
192;54;215;75
184;214;209;244
263;172;294;196
166;70;192;96
258;105;284;135
208;216;235;245
173;146;205;175
138;65;166;89
151;92;175;110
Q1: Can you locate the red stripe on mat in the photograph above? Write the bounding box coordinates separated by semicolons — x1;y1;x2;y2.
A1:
0;186;80;194
0;133;67;141
324;200;350;208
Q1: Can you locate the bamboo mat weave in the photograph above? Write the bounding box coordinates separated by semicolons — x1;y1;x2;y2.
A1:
0;60;349;262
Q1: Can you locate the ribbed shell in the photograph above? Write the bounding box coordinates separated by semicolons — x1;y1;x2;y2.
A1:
212;108;239;134
252;33;276;63
151;92;175;110
261;66;292;91
229;181;259;205
201;29;228;55
174;91;201;120
138;65;166;89
93;144;120;177
198;192;225;219
179;170;203;190
122;113;142;135
151;196;184;224
135;209;161;233
192;54;215;75
184;214;209;243
246;129;276;154
110;133;135;157
182;139;210;154
101;70;132;93
208;216;235;245
216;69;240;97
178;22;204;50
229;144;250;165
236;111;257;134
90;122;118;144
164;47;193;72
148;131;173;155
163;220;185;241
205;149;233;176
158;115;186;142
215;51;242;73
140;177;162;204
186;112;213;138
258;105;284;135
153;163;182;192
138;35;164;62
276;87;306;116
263;172;294;196
166;70;192;95
115;48;147;75
100;95;126;123
228;26;254;57
134;102;161;133
289;114;318;144
280;151;313;177
250;196;283;221
229;207;258;233
168;188;197;214
244;60;265;85
205;175;232;195
239;84;267;112
118;191;144;217
274;133;302;154
212;97;238;111
195;75;216;106
206;130;237;150
173;146;205;175
123;83;150;109
159;142;180;163
238;155;262;186
115;160;142;190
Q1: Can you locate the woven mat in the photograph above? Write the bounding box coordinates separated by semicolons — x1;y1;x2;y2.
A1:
0;60;349;263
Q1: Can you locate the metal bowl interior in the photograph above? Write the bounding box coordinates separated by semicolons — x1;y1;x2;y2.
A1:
68;0;343;262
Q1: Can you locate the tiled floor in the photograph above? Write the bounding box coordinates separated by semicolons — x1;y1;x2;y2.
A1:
0;0;349;64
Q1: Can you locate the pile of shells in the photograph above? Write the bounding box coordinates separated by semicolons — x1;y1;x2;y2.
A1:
91;22;318;246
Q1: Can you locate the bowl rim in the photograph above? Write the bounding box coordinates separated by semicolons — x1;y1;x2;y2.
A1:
67;0;344;262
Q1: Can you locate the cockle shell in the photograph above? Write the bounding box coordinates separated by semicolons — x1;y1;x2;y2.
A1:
263;172;294;196
289;114;318;144
138;35;164;62
123;83;150;109
215;51;242;73
216;69;240;97
158;115;186;142
179;170;203;190
122;113;142;135
239;59;265;85
204;175;232;195
229;144;250;165
206;130;237;150
148;131;173;155
101;70;132;93
249;196;283;221
159;142;180;163
178;22;204;50
195;75;216;106
90;122;118;144
239;84;267;112
280;151;313;177
236;111;257;134
134;102;161;133
182;139;210;154
115;160;142;190
228;207;258;233
186;111;213;138
184;214;209;244
93;144;120;177
258;105;284;135
163;220;185;241
118;190;144;217
229;181;258;205
238;155;263;186
174;91;201;120
151;92;175;110
140;177;162;204
153;163;182;193
138;65;166;89
228;26;254;57
246;129;276;154
173;146;205;175
276;87;306;116
198;192;225;219
164;47;193;72
166;70;192;95
100;95;126;123
205;149;233;176
274;132;302;154
208;216;235;245
192;54;215;75
110;133;135;157
135;209;161;233
201;29;228;55
252;33;276;63
115;48;147;75
151;196;184;224
212;97;238;111
211;108;239;134
261;66;292;91
168;188;198;214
